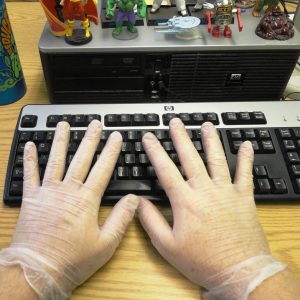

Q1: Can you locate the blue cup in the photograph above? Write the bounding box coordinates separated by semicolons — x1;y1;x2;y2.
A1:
0;0;26;105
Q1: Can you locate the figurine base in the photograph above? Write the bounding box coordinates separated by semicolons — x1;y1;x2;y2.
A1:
112;29;138;40
176;28;203;40
64;29;92;45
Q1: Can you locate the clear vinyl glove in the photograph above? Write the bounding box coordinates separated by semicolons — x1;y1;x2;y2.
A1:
138;119;286;300
0;120;140;300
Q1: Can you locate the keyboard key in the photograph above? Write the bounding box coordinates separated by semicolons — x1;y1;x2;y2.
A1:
73;115;88;127
257;129;270;139
260;140;275;153
121;142;132;153
244;129;256;139
19;132;32;142
38;143;51;153
72;131;85;142
61;114;73;123
239;112;251;123
193;140;202;152
21;115;37;128
47;115;60;127
132;166;144;178
291;165;300;176
145;114;159;126
10;181;23;196
222;112;238;124
105;114;119;127
15;155;24;166
254;165;267;177
229;129;242;139
139;153;149;164
12;167;23;179
127;130;139;141
86;114;101;124
133;114;145;126
287;152;300;163
46;131;55;142
178;113;191;125
272;178;287;194
163;113;177;126
105;180;152;194
117;167;129;179
125;154;136;165
33;132;45;142
256;179;271;194
252;112;267;124
279;129;291;138
191;113;204;125
205;113;219;124
120;114;131;126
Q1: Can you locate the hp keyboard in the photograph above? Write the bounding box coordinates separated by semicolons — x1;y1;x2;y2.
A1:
4;101;300;206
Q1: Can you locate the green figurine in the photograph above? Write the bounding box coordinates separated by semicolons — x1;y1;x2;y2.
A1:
106;0;146;38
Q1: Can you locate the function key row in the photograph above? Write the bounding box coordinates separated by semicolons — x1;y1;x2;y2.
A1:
20;111;267;129
222;111;266;125
46;114;101;127
162;112;219;126
104;114;159;127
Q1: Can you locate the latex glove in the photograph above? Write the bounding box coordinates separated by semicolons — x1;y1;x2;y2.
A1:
138;118;281;298
0;120;140;300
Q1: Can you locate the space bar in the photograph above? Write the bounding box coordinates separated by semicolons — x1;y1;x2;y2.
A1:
105;180;152;195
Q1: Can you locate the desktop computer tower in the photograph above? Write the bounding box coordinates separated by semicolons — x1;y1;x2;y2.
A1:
39;7;300;103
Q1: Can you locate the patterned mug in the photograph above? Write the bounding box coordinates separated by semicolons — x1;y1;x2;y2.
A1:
0;0;26;105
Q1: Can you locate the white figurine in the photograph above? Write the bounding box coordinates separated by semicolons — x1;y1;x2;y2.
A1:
193;0;205;11
151;0;188;16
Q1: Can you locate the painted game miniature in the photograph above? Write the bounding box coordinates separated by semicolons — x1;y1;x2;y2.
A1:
252;0;279;17
106;0;147;39
151;0;188;16
39;0;98;45
204;0;243;38
255;5;294;40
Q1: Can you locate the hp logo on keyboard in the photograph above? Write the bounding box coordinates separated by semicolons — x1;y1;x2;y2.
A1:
164;106;174;111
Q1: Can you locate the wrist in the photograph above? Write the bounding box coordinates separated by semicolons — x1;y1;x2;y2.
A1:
0;263;38;300
0;247;72;300
202;255;287;300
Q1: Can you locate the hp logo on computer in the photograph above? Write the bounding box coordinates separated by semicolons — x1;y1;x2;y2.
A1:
226;73;244;86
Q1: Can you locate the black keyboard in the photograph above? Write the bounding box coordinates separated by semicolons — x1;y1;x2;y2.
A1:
4;101;300;206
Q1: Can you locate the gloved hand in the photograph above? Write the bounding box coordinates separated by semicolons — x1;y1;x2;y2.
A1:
0;120;140;300
138;118;286;300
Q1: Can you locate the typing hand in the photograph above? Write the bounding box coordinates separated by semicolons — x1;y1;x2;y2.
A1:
138;119;271;288
1;120;139;299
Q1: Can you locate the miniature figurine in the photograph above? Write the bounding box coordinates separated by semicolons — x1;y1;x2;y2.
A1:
255;5;294;40
61;0;99;44
154;16;201;39
106;0;147;39
193;0;205;11
252;0;279;17
235;0;255;9
204;0;243;38
151;0;188;17
39;0;98;45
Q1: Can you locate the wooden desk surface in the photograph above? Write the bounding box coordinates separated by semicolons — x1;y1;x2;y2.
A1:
1;3;300;299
